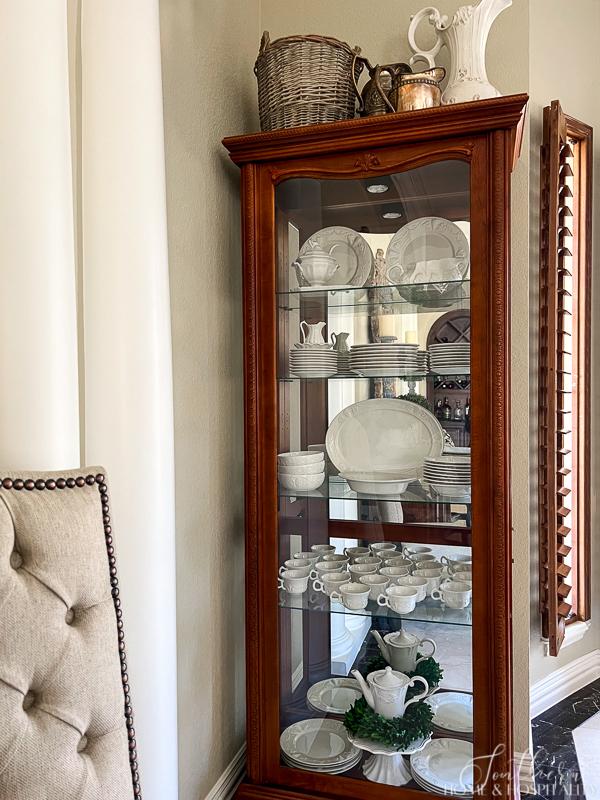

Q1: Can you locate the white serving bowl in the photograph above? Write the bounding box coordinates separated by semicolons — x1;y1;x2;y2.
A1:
430;483;471;497
278;451;325;467
278;472;325;492
342;472;410;496
278;461;326;476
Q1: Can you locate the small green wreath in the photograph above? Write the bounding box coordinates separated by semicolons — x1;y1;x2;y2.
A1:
362;654;444;699
344;696;434;751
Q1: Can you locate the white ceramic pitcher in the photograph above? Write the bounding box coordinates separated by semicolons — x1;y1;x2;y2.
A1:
351;666;429;719
371;629;436;673
408;0;512;105
299;320;327;346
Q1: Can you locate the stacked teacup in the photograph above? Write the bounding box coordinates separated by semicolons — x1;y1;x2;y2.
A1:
278;451;325;493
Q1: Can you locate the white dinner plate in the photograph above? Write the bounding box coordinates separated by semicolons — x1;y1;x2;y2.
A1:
326;398;444;475
349;360;419;367
427;693;473;734
306;678;362;714
352;369;421;377
386;217;469;282
299;227;373;289
411;738;474;794
280;719;360;768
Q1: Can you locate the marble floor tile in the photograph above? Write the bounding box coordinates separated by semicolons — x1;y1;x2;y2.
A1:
573;716;600;799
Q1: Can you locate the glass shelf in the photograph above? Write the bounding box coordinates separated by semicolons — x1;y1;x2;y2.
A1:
279;371;471;383
280;590;472;627
278;279;470;315
279;476;471;506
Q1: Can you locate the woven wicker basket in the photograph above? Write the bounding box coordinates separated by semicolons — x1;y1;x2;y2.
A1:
254;31;363;131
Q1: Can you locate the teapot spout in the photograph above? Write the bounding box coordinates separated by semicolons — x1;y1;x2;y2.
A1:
351;669;375;710
370;630;390;663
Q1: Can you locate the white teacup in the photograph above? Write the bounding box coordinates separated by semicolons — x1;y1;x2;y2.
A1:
396;575;429;603
412;568;444;596
382;556;413;570
370;542;397;556
441;554;472;570
330;582;371;610
349;563;379;582
311;544;336;556
279;559;311;574
409;553;438;565
310;561;345;580
448;562;473;576
358;573;390;601
448;570;472;585
379;565;411;584
278;569;310;594
432;581;472;609
377;585;419;614
355;555;382;568
344;546;371;562
322;553;350;567
402;546;432;558
293;551;320;565
313;571;351;596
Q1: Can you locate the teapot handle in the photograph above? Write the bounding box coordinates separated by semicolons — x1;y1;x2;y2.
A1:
404;676;429;708
415;638;437;663
408;7;445;68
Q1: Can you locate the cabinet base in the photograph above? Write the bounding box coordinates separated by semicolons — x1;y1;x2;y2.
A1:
235;783;324;800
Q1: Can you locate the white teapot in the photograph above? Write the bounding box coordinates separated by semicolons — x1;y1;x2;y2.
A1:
372;629;436;673
351;666;429;719
292;241;341;286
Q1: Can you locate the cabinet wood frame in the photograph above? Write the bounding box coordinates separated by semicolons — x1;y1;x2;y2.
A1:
224;94;528;800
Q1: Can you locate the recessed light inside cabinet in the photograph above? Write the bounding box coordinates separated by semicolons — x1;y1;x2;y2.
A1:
382;210;402;219
366;183;389;194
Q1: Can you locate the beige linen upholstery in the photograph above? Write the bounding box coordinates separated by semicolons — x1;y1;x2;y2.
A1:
0;469;138;800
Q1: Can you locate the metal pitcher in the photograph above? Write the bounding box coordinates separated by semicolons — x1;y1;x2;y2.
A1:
382;64;446;112
352;57;412;117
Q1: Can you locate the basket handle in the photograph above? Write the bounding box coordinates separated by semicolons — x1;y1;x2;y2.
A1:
351;54;367;112
254;31;270;75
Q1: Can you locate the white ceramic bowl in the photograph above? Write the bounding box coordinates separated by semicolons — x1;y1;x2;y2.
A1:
278;472;325;492
278;461;326;476
342;472;410;496
278;451;325;467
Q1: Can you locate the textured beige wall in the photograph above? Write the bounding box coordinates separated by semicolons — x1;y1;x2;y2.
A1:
159;1;259;798
528;0;600;684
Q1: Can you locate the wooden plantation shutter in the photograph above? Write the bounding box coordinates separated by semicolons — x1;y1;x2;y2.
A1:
539;100;593;656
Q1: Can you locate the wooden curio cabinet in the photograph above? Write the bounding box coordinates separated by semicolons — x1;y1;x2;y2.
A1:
224;94;527;800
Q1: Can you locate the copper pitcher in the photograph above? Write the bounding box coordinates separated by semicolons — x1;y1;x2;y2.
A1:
352;57;412;117
382;65;446;112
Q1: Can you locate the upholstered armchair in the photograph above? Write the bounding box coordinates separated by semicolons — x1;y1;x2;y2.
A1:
0;469;140;800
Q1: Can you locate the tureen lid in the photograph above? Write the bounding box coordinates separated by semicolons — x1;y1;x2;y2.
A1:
371;666;406;688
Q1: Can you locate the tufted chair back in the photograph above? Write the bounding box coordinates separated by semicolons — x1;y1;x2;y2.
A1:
0;469;140;800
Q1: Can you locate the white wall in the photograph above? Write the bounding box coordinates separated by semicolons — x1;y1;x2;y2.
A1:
159;2;260;798
528;0;600;684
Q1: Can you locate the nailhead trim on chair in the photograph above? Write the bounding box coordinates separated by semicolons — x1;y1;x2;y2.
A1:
0;473;142;799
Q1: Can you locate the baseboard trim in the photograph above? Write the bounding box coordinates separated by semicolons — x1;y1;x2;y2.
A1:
530;648;600;719
206;744;246;800
515;750;536;795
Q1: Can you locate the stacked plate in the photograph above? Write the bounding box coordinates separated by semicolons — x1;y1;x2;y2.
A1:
290;348;338;378
428;692;473;741
335;350;352;375
416;350;430;374
349;343;419;377
423;455;471;497
410;739;474;797
280;719;361;774
428;342;470;374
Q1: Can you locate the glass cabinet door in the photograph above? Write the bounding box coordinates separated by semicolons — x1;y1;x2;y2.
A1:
276;160;476;795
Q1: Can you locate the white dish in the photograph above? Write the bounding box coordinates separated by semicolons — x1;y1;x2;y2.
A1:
326;399;444;475
279;473;325;492
307;678;362;714
386;217;469;279
351;343;419;349
425;456;470;465
279;462;326;476
280;719;360;768
429;484;471;497
431;367;471;374
278;451;324;466
349;734;431;758
427;692;473;734
342;472;410;495
293;342;334;350
410;769;473;798
411;738;474;794
299;227;373;289
352;369;421;377
282;753;362;773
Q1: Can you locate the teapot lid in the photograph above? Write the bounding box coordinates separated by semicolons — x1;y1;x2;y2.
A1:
304;240;330;256
387;629;417;646
371;666;407;688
